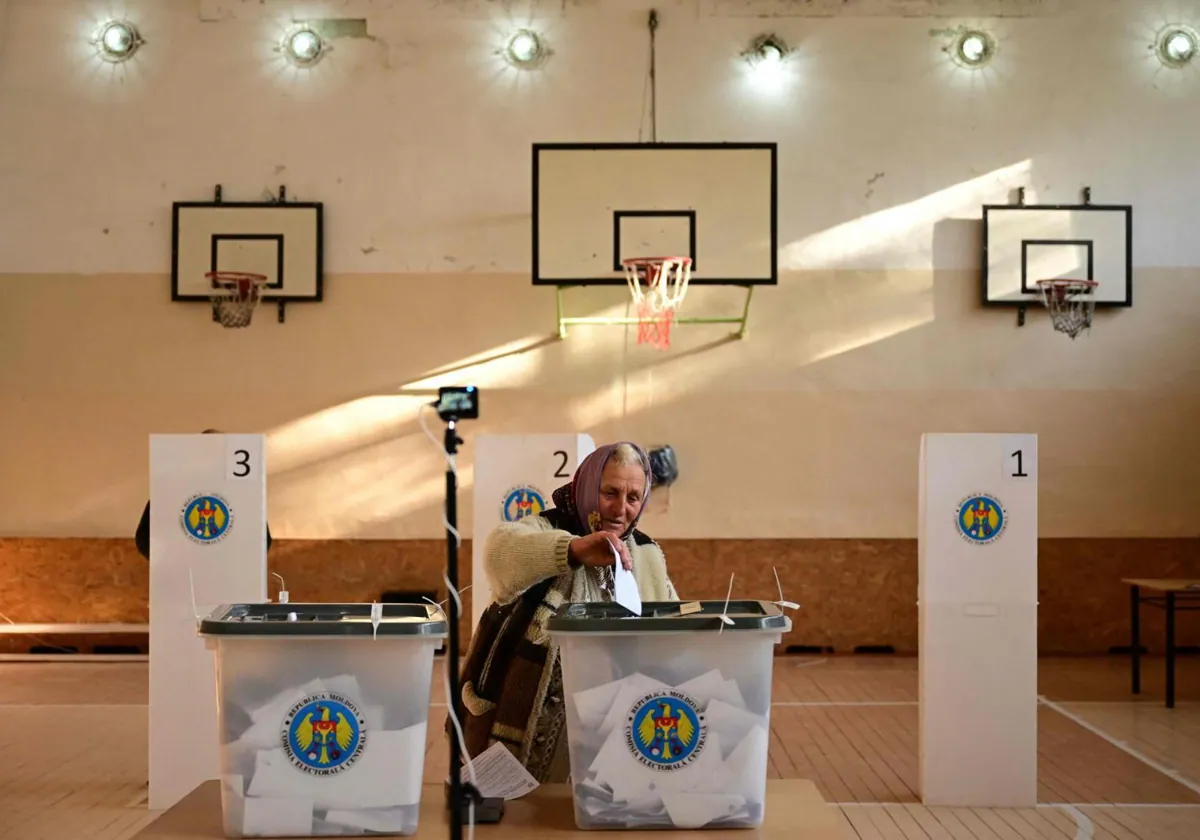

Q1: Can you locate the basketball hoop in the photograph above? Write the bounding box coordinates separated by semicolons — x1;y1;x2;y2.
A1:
622;256;691;349
207;272;268;328
1036;278;1097;340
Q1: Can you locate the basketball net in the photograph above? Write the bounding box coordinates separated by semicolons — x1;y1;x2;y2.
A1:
623;257;691;349
1036;278;1097;340
207;271;267;328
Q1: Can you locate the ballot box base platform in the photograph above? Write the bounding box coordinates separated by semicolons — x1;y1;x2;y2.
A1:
131;780;845;839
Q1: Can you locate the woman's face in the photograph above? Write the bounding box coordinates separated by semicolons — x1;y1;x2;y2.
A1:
596;461;647;535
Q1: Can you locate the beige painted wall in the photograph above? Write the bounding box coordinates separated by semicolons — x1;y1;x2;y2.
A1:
2;0;1199;540
3;267;1198;539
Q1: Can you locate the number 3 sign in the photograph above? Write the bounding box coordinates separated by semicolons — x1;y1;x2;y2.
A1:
226;436;261;480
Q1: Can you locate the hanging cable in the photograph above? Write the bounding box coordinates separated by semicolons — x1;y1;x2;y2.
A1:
648;9;658;142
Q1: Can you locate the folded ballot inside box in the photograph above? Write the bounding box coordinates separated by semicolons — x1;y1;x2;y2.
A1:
547;599;791;830
200;602;447;838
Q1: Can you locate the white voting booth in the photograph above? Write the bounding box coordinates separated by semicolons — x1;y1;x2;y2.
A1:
148;434;268;810
471;434;595;629
918;433;1038;807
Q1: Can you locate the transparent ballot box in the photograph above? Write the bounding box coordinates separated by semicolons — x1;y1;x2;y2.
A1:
198;603;448;838
547;600;791;830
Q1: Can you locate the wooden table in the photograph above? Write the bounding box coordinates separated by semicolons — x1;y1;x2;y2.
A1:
132;780;846;839
1125;578;1200;708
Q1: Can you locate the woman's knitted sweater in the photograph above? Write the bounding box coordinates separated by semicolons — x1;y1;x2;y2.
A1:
484;514;679;608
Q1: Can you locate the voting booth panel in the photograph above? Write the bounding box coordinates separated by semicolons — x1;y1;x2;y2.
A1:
471;434;595;628
149;434;269;811
548;601;791;830
918;433;1038;808
199;603;448;838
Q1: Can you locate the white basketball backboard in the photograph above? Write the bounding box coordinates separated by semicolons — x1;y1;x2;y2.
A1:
172;201;323;302
533;143;777;286
982;204;1132;307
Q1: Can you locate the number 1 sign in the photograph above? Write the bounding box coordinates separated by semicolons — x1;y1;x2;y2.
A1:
1002;434;1037;483
470;434;595;630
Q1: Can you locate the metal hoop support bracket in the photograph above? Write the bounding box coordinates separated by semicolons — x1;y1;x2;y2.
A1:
554;285;756;341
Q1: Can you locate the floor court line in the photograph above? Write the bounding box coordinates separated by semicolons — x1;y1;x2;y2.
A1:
1038;695;1200;796
1058;804;1095;840
831;802;1200;809
772;701;918;707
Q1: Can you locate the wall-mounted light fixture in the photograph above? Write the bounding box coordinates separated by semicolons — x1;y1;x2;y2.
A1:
92;20;144;63
952;29;996;68
743;34;788;69
503;29;549;70
280;25;327;67
1156;24;1198;68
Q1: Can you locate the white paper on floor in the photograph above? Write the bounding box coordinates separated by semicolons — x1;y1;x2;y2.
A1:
568;668;770;829
446;741;540;800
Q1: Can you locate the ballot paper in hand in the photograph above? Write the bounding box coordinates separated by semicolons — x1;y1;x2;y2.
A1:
610;542;642;616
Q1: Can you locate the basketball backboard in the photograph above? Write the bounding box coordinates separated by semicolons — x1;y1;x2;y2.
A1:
982;204;1132;307
171;200;323;303
532;142;777;286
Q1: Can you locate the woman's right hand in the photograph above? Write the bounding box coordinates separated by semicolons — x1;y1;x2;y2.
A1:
568;531;633;571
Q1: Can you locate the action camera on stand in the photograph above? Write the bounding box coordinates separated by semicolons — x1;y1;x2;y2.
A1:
436;386;478;421
432;385;504;832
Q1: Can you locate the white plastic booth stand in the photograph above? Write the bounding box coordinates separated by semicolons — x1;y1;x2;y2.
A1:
198;602;448;838
918;433;1038;807
472;434;595;631
547;600;791;830
149;433;268;810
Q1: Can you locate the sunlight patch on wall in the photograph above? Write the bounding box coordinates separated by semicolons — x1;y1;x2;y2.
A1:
399;335;550;393
260;334;549;537
268;432;470;539
266;400;477;538
266;395;428;475
781;160;1032;270
566;381;629;430
803;279;935;365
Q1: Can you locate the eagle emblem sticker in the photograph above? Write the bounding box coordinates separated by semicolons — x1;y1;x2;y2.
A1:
956;494;1007;545
626;690;707;771
282;693;366;776
180;493;233;544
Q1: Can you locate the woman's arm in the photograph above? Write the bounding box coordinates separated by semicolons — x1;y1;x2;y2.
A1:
483;516;575;605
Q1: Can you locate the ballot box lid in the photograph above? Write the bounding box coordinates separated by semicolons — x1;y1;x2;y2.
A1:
198;602;449;637
546;599;790;634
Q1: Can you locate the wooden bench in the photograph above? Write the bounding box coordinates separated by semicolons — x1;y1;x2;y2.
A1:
0;623;149;661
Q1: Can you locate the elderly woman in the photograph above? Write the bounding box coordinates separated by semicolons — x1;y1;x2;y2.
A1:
452;441;679;783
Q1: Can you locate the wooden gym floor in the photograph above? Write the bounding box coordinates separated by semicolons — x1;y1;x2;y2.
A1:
2;656;1199;839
